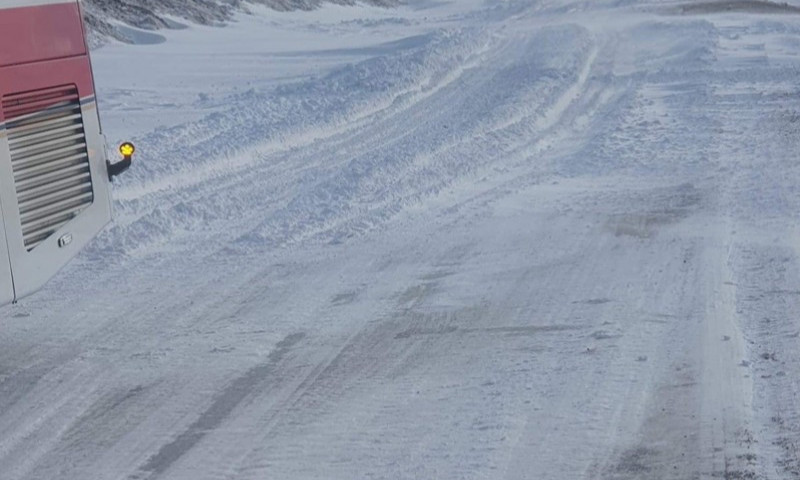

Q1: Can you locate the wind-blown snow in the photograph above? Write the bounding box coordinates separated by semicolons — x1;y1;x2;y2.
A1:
3;0;800;478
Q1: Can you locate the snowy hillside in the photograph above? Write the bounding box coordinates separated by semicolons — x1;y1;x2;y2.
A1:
82;0;402;45
4;0;800;479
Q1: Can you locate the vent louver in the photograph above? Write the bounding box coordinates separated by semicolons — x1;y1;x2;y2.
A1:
2;85;94;251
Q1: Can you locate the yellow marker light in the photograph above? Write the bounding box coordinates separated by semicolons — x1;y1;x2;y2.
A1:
119;142;135;158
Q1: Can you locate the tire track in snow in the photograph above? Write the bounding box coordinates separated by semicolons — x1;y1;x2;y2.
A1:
591;11;800;479
134;332;306;479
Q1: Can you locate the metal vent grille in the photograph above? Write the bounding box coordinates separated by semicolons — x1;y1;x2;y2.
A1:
2;85;94;251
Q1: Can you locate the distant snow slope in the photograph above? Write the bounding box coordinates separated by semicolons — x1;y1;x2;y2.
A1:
82;0;402;46
4;0;800;479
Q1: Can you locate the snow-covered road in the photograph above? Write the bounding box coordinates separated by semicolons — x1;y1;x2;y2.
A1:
3;0;800;478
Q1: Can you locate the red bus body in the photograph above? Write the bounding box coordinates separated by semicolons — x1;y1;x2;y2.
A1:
0;0;113;305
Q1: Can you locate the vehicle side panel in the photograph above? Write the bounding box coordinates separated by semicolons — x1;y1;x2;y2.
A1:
0;199;14;306
0;1;112;303
0;2;86;68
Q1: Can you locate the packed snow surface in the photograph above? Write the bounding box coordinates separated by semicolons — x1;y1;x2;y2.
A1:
3;0;800;478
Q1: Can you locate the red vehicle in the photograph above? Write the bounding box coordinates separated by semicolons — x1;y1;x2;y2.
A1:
0;0;131;306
